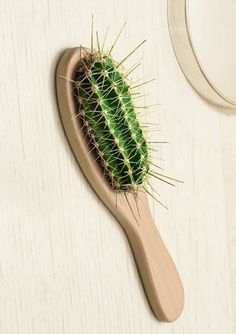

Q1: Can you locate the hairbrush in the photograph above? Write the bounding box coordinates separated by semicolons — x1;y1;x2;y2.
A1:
56;25;184;322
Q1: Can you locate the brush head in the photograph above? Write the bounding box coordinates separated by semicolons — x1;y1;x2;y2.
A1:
74;50;149;191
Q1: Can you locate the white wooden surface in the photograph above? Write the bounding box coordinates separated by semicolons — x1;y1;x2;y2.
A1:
0;0;235;333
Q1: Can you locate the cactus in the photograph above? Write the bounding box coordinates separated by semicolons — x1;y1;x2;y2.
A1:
72;23;178;200
74;44;150;191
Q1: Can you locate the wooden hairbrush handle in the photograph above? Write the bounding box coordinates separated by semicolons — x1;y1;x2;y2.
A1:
126;216;184;321
116;192;184;322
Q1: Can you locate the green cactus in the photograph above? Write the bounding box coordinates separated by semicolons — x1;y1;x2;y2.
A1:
74;50;149;191
72;23;178;201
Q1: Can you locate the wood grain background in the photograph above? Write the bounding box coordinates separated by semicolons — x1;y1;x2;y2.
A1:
0;0;235;333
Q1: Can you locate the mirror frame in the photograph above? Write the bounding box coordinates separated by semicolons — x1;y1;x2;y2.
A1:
167;0;236;108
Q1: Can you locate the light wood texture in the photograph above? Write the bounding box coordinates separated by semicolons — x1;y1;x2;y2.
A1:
167;0;236;108
56;47;184;322
0;0;236;333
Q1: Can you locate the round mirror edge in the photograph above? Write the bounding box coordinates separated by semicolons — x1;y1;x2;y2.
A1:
167;0;236;109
